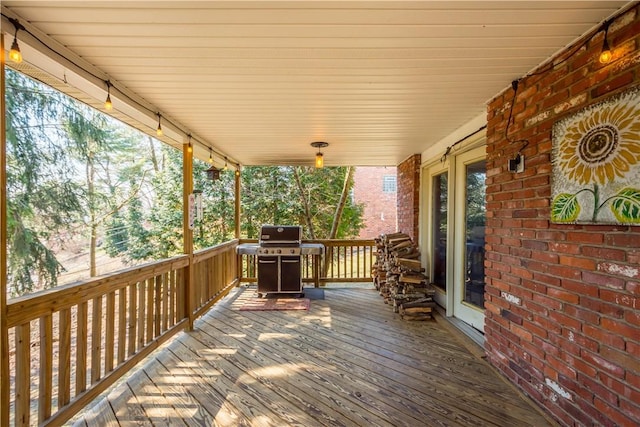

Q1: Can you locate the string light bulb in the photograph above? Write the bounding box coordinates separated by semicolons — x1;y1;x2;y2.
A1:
209;148;213;164
156;113;163;136
187;135;193;153
224;157;228;171
235;168;241;177
599;21;613;64
104;81;113;111
9;37;22;64
8;18;23;64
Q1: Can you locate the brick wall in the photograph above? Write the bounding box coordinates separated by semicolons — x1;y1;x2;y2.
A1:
353;167;398;238
397;154;421;241
484;5;640;426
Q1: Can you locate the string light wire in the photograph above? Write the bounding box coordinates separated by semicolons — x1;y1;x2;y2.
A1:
0;12;240;170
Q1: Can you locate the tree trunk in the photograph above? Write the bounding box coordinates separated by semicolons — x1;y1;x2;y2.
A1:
148;136;159;172
292;167;315;239
87;156;97;277
329;166;354;239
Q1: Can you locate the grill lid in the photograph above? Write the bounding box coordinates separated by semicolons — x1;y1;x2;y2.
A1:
259;225;302;246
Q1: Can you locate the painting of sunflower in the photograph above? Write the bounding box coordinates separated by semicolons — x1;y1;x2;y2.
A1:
551;86;640;224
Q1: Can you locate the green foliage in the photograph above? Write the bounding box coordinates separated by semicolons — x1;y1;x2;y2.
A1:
5;68;364;297
240;166;363;239
5;70;84;295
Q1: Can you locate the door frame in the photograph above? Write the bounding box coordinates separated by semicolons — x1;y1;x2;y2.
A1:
423;161;455;313
452;146;486;332
421;137;486;329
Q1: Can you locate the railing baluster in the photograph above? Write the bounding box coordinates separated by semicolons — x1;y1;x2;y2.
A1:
15;323;30;427
118;288;127;364
76;302;88;394
59;308;72;406
146;278;154;344
39;315;53;423
128;282;137;357
90;297;102;385
105;291;115;373
154;275;162;339
137;280;146;350
169;270;176;327
162;272;169;333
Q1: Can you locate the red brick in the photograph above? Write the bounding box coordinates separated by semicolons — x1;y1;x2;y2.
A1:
582;324;625;349
582;270;626;289
591;70;636;98
606;233;640;247
559;255;596;270
547;286;580;304
594;397;637;426
548;264;582;280
600;289;638;309
601;317;638;341
581;246;627;262
582;350;626;378
549;242;581;254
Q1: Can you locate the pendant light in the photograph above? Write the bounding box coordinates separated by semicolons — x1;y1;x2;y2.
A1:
311;141;329;169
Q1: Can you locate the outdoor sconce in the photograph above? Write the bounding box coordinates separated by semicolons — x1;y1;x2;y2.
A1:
206;166;221;182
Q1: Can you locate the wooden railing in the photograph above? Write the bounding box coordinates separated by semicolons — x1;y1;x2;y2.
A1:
5;241;238;426
238;238;377;284
4;238;375;425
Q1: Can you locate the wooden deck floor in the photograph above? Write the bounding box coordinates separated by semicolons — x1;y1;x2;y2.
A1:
72;286;554;427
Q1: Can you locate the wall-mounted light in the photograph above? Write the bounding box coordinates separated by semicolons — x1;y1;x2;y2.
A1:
599;20;613;64
156;113;163;136
311;141;329;169
8;18;23;64
104;81;113;110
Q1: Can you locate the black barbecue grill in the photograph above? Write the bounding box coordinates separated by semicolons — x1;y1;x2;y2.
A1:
236;225;324;297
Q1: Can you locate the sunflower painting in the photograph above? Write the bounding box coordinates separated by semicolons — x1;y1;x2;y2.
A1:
551;86;640;224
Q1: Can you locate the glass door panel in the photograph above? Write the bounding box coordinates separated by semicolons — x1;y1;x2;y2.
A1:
432;172;448;291
463;162;486;308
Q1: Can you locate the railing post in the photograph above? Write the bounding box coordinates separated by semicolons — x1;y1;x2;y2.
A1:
234;167;241;239
183;138;195;330
0;33;10;427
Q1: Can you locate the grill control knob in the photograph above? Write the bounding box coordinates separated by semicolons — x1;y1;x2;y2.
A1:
277;249;282;254
290;249;295;254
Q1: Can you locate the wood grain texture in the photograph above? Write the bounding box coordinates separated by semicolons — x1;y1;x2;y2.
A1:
74;286;556;427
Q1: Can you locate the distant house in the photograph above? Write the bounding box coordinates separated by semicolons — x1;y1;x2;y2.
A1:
353;167;398;238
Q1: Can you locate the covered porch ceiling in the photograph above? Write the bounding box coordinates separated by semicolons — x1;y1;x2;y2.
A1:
1;1;629;167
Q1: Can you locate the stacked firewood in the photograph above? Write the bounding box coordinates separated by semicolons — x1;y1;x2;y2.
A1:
372;232;436;320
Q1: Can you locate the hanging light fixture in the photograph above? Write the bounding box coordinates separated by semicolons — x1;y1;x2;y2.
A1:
8;18;23;64
187;134;193;153
599;20;613;64
311;141;329;168
208;147;214;164
156;113;163;136
224;157;228;171
104;81;113;110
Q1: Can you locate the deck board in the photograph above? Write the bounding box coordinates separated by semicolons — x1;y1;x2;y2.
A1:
73;286;555;427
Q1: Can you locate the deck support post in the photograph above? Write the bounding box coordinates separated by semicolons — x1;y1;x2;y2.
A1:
183;139;195;330
0;33;10;427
